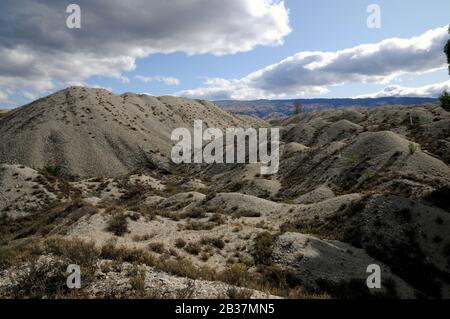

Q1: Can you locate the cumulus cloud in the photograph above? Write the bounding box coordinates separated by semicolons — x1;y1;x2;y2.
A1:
21;91;37;101
178;26;449;100
355;80;450;98
0;90;8;103
0;0;290;98
135;75;180;86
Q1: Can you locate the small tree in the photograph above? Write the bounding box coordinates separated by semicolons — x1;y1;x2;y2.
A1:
439;91;450;112
294;101;302;115
445;25;450;75
439;26;450;111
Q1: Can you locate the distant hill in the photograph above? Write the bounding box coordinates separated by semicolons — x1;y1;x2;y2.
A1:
215;97;437;120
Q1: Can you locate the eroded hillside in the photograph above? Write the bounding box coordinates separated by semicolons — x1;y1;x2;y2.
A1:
1;89;449;299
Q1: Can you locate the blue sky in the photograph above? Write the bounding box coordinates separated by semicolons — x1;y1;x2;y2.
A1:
86;0;450;99
1;0;449;107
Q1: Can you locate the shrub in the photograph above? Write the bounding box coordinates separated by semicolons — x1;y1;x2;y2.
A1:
119;183;147;202
148;242;166;254
44;237;99;267
182;221;215;231
132;234;153;242
100;241;155;265
200;251;211;261
227;287;253;299
158;257;216;281
175;238;186;249
232;211;261;218
363;170;376;181
42;165;63;177
132;205;156;221
200;237;225;250
344;154;358;167
129;266;147;296
0;247;19;269
252;232;273;266
408;143;418;155
45;238;97;286
182;209;206;219
221;263;249;286
258;265;301;291
184;242;201;255
1;199;98;241
439;91;450;112
208;213;226;225
106;213;129;236
8;257;68;298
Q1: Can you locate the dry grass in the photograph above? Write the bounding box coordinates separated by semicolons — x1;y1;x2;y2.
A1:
148;242;166;254
0;199;98;242
1;236;330;299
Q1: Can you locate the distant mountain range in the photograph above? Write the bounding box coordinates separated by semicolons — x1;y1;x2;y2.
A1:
215;97;437;120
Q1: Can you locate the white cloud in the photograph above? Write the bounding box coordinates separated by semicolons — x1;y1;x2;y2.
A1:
355;80;450;98
0;90;8;103
178;26;449;100
21;91;37;101
0;0;290;99
135;75;181;86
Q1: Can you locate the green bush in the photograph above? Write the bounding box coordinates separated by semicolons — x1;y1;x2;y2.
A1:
439;91;450;112
42;165;63;177
408;143;418;155
200;237;225;250
107;213;129;236
148;242;166;254
221;263;249;286
184;242;201;255
8;258;68;299
252;232;273;266
44;237;99;267
175;238;187;249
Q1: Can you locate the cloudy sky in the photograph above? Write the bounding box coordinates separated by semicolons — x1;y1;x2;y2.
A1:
0;0;449;107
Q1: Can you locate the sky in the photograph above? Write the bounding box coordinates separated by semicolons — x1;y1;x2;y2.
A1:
0;0;449;108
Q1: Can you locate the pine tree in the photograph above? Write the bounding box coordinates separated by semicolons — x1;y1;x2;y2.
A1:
445;25;450;75
439;26;450;111
439;91;450;112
